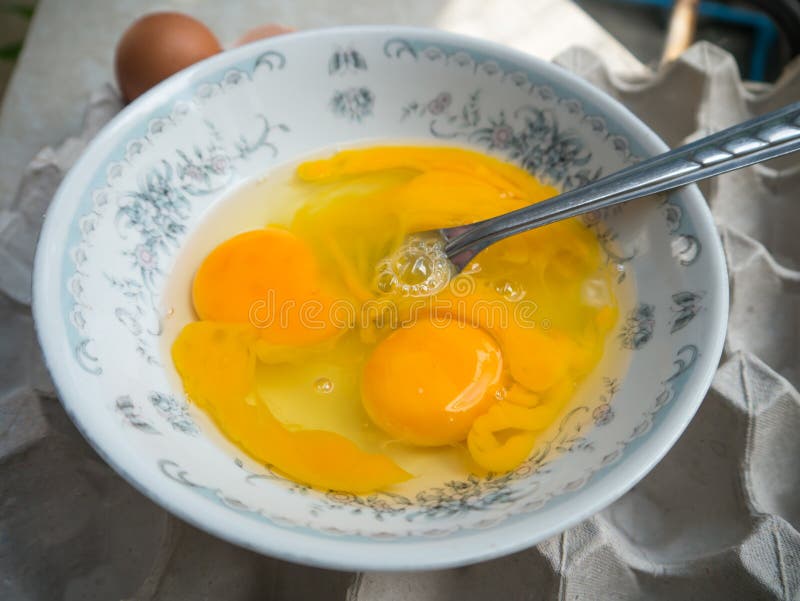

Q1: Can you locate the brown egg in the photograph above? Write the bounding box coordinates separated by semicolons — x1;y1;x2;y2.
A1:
115;12;222;102
235;23;294;47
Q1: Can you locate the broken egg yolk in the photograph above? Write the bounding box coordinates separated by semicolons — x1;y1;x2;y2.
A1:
172;321;411;493
192;228;342;346
170;145;620;495
362;318;503;446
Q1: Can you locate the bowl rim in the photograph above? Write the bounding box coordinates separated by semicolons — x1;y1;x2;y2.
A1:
32;25;729;571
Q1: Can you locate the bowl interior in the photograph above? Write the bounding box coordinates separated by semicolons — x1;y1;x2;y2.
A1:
33;27;727;570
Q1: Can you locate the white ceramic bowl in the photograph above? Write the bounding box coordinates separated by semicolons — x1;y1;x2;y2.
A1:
33;26;727;570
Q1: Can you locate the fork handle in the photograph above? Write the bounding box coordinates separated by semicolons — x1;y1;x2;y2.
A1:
443;102;800;268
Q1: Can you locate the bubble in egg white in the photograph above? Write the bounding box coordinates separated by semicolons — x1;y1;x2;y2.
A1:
314;377;334;394
494;279;526;302
462;262;482;275
374;234;453;297
581;278;611;307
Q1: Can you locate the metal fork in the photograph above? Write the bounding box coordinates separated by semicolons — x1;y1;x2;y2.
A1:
438;102;800;271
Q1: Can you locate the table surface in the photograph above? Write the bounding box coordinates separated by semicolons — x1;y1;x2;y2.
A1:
0;0;645;211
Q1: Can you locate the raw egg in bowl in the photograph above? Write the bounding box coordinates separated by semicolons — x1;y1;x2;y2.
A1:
33;27;727;570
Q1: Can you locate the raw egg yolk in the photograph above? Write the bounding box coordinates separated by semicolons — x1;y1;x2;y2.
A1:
467;379;576;472
496;327;576;393
171;321;258;409
192;228;342;346
361;318;503;446
172;321;411;493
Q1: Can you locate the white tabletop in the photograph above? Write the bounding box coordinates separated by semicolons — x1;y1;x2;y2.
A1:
0;0;644;209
